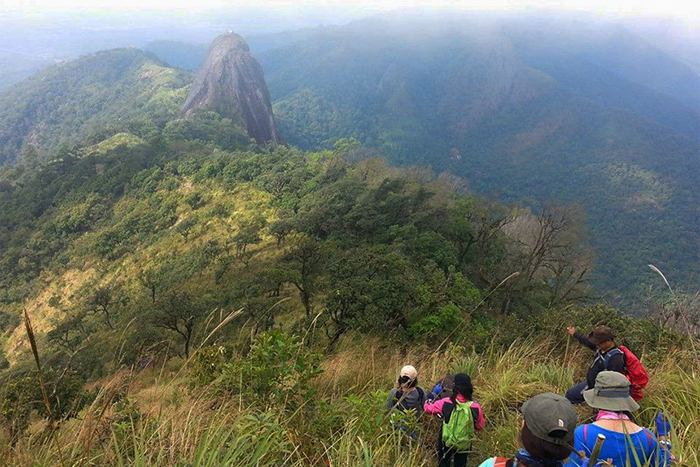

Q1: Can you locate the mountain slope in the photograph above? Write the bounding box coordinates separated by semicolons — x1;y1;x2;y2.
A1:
255;14;700;299
0;48;192;164
504;16;700;140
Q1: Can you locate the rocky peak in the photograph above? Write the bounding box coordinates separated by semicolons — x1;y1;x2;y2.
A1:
180;32;279;145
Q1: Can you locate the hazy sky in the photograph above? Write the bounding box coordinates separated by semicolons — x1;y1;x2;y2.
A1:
2;0;698;19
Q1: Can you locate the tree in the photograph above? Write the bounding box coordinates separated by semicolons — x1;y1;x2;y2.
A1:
153;291;206;359
283;237;325;317
442;199;509;270
233;215;267;256
88;285;119;329
175;216;198;241
138;265;165;303
498;206;592;314
325;246;416;346
48;312;91;352
228;264;288;334
269;210;298;247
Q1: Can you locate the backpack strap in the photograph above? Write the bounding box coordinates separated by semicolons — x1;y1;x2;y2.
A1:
642;428;653;451
470;404;480;428
493;457;509;467
417;387;425;402
603;348;623;370
442;401;455;424
393;390;402;406
583;424;588;444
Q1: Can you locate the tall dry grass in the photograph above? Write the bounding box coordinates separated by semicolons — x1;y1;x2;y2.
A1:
1;336;697;467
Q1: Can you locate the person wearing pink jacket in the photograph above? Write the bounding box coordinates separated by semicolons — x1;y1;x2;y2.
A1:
424;373;485;467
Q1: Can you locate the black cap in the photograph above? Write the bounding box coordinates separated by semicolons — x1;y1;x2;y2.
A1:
521;393;577;447
454;373;472;387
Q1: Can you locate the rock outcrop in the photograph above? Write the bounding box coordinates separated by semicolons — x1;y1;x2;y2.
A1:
180;33;279;145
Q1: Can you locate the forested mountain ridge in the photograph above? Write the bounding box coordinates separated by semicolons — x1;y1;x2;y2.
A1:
0;48;192;165
249;14;700;301
0;17;698;305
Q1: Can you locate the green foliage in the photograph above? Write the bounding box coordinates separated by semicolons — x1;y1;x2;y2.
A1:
0;375;37;438
211;332;322;410
184;191;204;210
0;48;191;164
261;25;700;304
163;111;253;150
0;369;92;439
2;75;688;457
410;304;463;342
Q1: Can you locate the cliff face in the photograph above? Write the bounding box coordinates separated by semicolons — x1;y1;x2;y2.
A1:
181;33;279;145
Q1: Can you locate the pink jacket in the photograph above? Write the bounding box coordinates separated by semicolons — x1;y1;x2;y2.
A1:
423;394;485;430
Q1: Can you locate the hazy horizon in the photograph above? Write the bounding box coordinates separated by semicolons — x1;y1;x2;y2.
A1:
1;5;698;92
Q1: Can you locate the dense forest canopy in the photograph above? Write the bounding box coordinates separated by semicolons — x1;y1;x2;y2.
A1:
143;14;700;303
1;18;698;306
0;49;192;165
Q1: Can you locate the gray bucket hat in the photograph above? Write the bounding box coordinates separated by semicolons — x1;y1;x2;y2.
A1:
583;371;640;413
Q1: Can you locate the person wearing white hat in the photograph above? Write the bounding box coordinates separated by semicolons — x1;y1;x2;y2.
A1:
386;364;427;436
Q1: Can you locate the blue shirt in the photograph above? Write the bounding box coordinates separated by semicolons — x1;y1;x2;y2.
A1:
476;458;498;467
565;423;672;467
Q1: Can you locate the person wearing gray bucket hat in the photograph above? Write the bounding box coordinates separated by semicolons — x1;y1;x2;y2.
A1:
476;393;580;467
582;371;640;413
564;372;674;467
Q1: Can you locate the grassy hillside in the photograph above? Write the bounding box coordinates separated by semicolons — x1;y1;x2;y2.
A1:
0;114;696;466
0;48;192;164
0;131;591;369
2;326;698;466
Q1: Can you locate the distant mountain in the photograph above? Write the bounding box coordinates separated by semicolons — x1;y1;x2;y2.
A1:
503;16;700;139
0;51;58;91
143;40;207;71
252;12;700;299
181;33;279;145
0;48;192;165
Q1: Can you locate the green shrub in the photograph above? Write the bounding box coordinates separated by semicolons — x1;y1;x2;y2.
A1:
196;332;323;411
185;192;204;210
410;304;463;342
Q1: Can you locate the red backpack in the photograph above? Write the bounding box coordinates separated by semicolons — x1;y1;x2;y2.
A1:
604;345;649;401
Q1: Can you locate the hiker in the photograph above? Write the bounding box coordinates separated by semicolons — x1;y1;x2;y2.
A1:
423;373;485;467
565;325;626;404
564;371;673;467
476;393;579;467
386;365;427;435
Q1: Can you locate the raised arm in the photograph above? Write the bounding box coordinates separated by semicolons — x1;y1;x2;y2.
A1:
569;328;596;351
423;396;448;415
